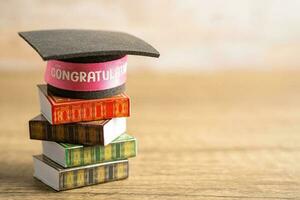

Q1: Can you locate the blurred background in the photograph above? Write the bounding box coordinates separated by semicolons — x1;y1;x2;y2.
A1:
1;0;300;71
1;1;300;198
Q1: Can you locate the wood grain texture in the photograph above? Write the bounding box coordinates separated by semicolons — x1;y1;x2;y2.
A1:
0;70;299;199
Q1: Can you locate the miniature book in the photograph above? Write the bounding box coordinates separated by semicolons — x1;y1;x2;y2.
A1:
42;133;137;167
38;84;130;125
29;114;126;145
33;155;128;191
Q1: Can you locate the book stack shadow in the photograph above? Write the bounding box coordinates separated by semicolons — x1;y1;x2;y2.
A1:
19;29;159;191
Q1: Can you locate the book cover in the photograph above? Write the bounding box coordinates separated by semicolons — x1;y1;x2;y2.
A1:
29;114;126;145
33;155;128;191
42;133;137;167
38;84;130;125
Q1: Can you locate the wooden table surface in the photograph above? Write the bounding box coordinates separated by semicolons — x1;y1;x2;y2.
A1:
0;70;299;199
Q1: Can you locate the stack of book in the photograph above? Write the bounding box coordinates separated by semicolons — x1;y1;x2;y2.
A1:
19;29;159;191
29;85;135;190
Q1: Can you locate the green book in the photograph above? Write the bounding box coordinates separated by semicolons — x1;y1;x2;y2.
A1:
42;133;137;168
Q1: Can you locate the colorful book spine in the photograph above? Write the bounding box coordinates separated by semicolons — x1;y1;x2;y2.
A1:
38;84;130;125
29;114;126;145
33;155;128;191
60;161;128;190
52;98;129;124
43;134;137;167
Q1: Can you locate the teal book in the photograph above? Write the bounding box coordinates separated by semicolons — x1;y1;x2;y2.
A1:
42;133;137;167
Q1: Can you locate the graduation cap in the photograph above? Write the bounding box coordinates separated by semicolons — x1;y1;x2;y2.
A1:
18;29;159;99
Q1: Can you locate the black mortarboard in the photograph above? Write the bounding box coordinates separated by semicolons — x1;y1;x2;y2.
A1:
18;29;159;61
18;29;159;99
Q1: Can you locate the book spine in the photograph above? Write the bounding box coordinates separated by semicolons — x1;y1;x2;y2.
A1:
59;160;128;190
29;120;47;140
52;98;130;124
29;121;103;145
65;140;136;167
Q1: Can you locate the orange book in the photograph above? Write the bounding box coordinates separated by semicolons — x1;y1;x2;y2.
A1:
38;85;130;125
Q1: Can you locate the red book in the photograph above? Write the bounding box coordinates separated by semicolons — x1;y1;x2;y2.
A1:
38;85;130;125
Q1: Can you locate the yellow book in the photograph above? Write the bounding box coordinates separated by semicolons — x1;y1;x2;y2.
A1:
33;155;129;191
